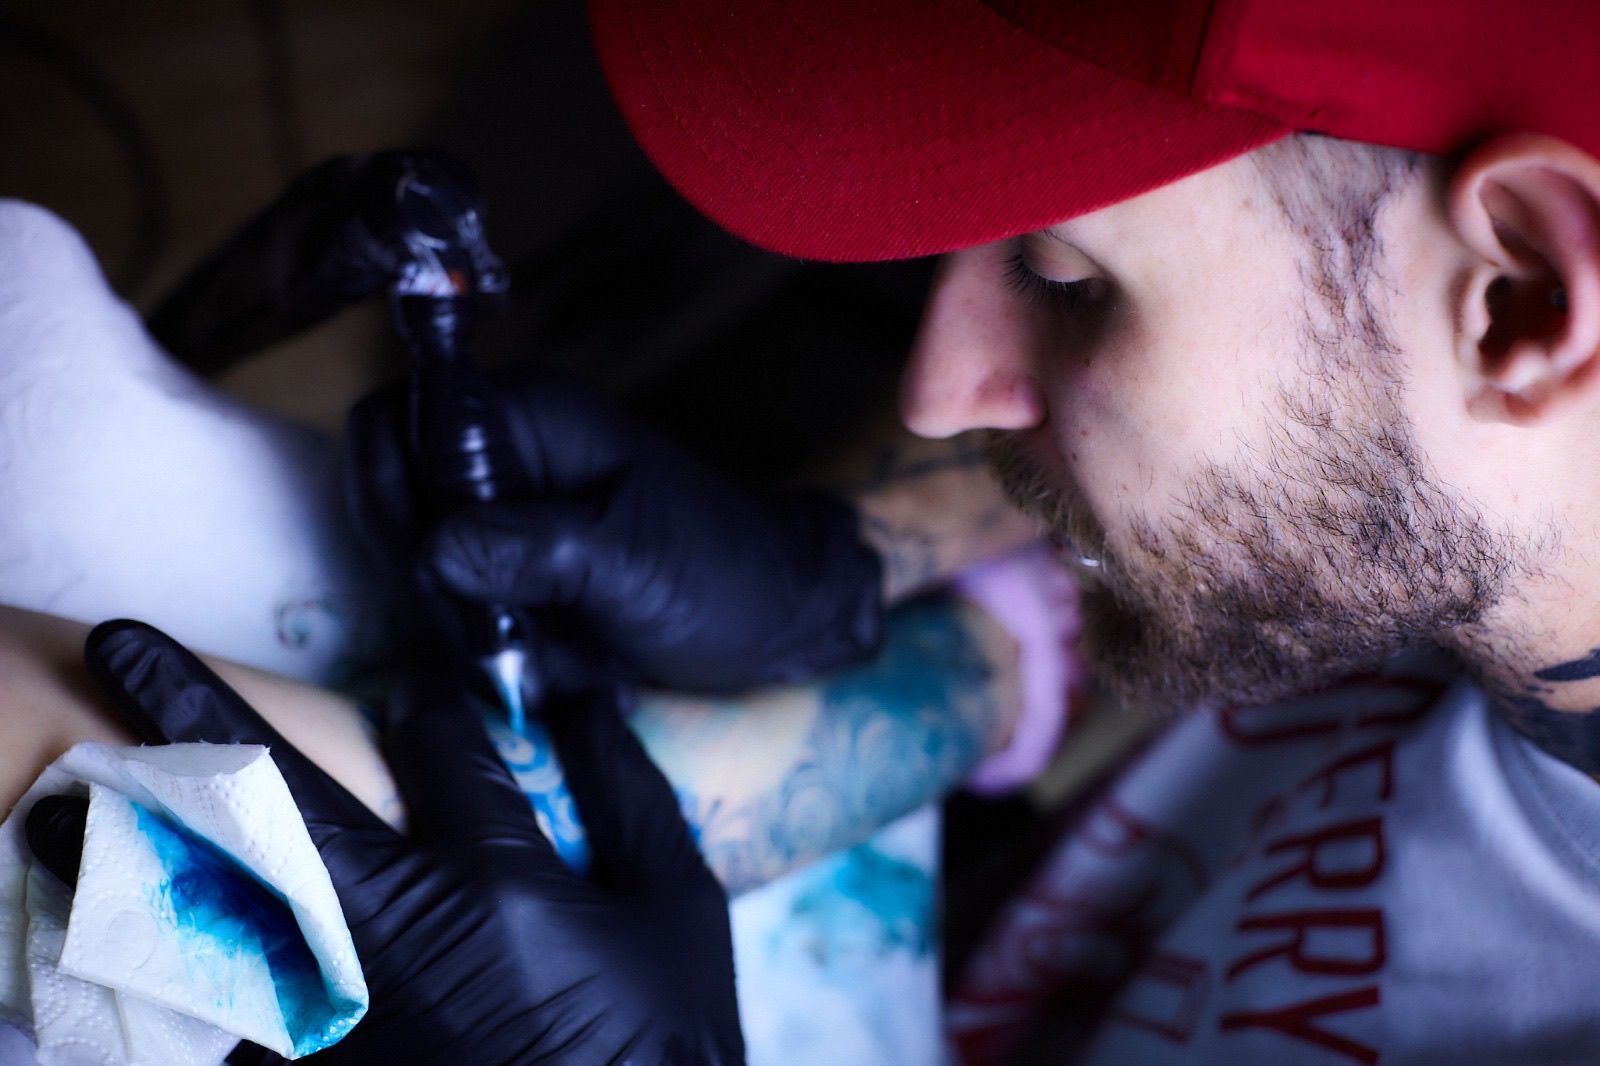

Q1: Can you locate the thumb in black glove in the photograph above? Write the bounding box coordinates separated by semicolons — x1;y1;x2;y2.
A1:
24;794;87;889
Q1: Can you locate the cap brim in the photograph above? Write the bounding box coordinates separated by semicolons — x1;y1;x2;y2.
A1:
590;0;1289;262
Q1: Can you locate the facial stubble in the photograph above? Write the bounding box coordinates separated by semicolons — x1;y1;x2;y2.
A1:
985;375;1520;716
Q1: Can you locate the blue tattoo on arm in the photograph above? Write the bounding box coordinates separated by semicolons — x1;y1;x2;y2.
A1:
1500;647;1600;775
674;596;999;894
472;595;1001;892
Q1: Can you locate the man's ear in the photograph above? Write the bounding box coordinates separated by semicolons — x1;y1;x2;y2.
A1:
1448;134;1600;425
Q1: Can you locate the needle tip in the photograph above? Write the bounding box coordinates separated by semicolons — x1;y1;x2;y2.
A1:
485;648;529;735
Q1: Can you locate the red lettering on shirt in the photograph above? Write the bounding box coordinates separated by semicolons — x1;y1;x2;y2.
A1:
1248;817;1385;903
1226;908;1386;981
1214;737;1397;1059
1109;951;1210;1043
1297;741;1397;808
1219;987;1381;1064
1082;797;1211;890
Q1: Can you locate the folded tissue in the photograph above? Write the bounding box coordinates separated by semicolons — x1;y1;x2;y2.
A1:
0;742;367;1064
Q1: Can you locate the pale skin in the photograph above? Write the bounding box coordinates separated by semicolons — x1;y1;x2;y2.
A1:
0;604;396;834
896;130;1600;776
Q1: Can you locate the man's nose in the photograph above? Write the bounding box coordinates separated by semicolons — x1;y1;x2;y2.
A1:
898;246;1045;438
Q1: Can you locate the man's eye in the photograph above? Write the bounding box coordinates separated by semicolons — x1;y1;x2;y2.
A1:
1003;253;1109;313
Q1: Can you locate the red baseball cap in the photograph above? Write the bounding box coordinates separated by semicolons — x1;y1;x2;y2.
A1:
588;0;1600;263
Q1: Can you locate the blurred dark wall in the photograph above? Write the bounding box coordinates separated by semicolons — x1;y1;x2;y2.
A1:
1;0;931;480
429;1;932;482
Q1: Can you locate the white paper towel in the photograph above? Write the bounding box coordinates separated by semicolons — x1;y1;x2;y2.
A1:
0;742;367;1064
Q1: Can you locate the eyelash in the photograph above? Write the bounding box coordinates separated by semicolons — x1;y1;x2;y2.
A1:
1003;253;1105;313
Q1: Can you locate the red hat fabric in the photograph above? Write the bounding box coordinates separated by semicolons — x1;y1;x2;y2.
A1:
588;0;1600;263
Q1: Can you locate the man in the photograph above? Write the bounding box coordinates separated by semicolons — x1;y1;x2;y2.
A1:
584;0;1600;726
347;0;1600;1061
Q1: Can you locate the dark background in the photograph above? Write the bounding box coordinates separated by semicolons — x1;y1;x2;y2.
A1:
0;0;931;483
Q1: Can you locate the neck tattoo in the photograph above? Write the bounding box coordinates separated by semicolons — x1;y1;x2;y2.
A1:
1496;647;1600;780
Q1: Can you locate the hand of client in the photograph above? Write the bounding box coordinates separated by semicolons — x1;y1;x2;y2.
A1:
25;620;745;1065
345;370;885;692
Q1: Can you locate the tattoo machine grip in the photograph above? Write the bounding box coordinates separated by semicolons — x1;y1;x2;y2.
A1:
399;295;540;728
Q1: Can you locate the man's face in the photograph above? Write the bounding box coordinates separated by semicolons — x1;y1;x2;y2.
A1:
901;145;1519;713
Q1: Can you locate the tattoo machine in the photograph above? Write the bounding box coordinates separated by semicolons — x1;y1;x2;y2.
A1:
377;154;538;733
146;150;538;730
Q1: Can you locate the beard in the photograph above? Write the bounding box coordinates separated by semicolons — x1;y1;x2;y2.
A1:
985;377;1521;716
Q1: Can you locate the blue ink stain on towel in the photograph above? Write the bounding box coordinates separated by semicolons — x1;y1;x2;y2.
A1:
790;843;934;968
133;803;361;1054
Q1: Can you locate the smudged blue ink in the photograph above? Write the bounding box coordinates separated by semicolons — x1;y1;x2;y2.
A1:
133;804;362;1054
675;787;705;848
790;843;934;964
274;597;341;650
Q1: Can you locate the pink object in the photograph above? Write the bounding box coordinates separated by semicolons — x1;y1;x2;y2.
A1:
954;544;1085;795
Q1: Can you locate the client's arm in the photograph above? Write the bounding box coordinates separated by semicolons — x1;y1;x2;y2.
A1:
808;412;1039;603
0;604;398;827
0;596;1018;895
634;593;1019;894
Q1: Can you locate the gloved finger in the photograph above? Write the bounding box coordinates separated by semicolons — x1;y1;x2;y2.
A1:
489;370;637;490
380;666;563;871
425;499;610;610
147;155;376;375
24;795;88;890
400;559;480;663
540;687;716;899
344;382;418;570
83;621;395;865
527;627;637;697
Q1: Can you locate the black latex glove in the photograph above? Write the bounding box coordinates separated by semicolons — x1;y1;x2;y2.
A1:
26;620;743;1065
146;151;506;378
345;370;884;693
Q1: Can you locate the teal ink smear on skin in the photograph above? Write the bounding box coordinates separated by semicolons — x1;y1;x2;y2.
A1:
790;843;935;964
133;803;361;1054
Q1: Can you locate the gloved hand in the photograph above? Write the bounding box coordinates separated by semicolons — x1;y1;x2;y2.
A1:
345;370;884;693
26;620;744;1065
